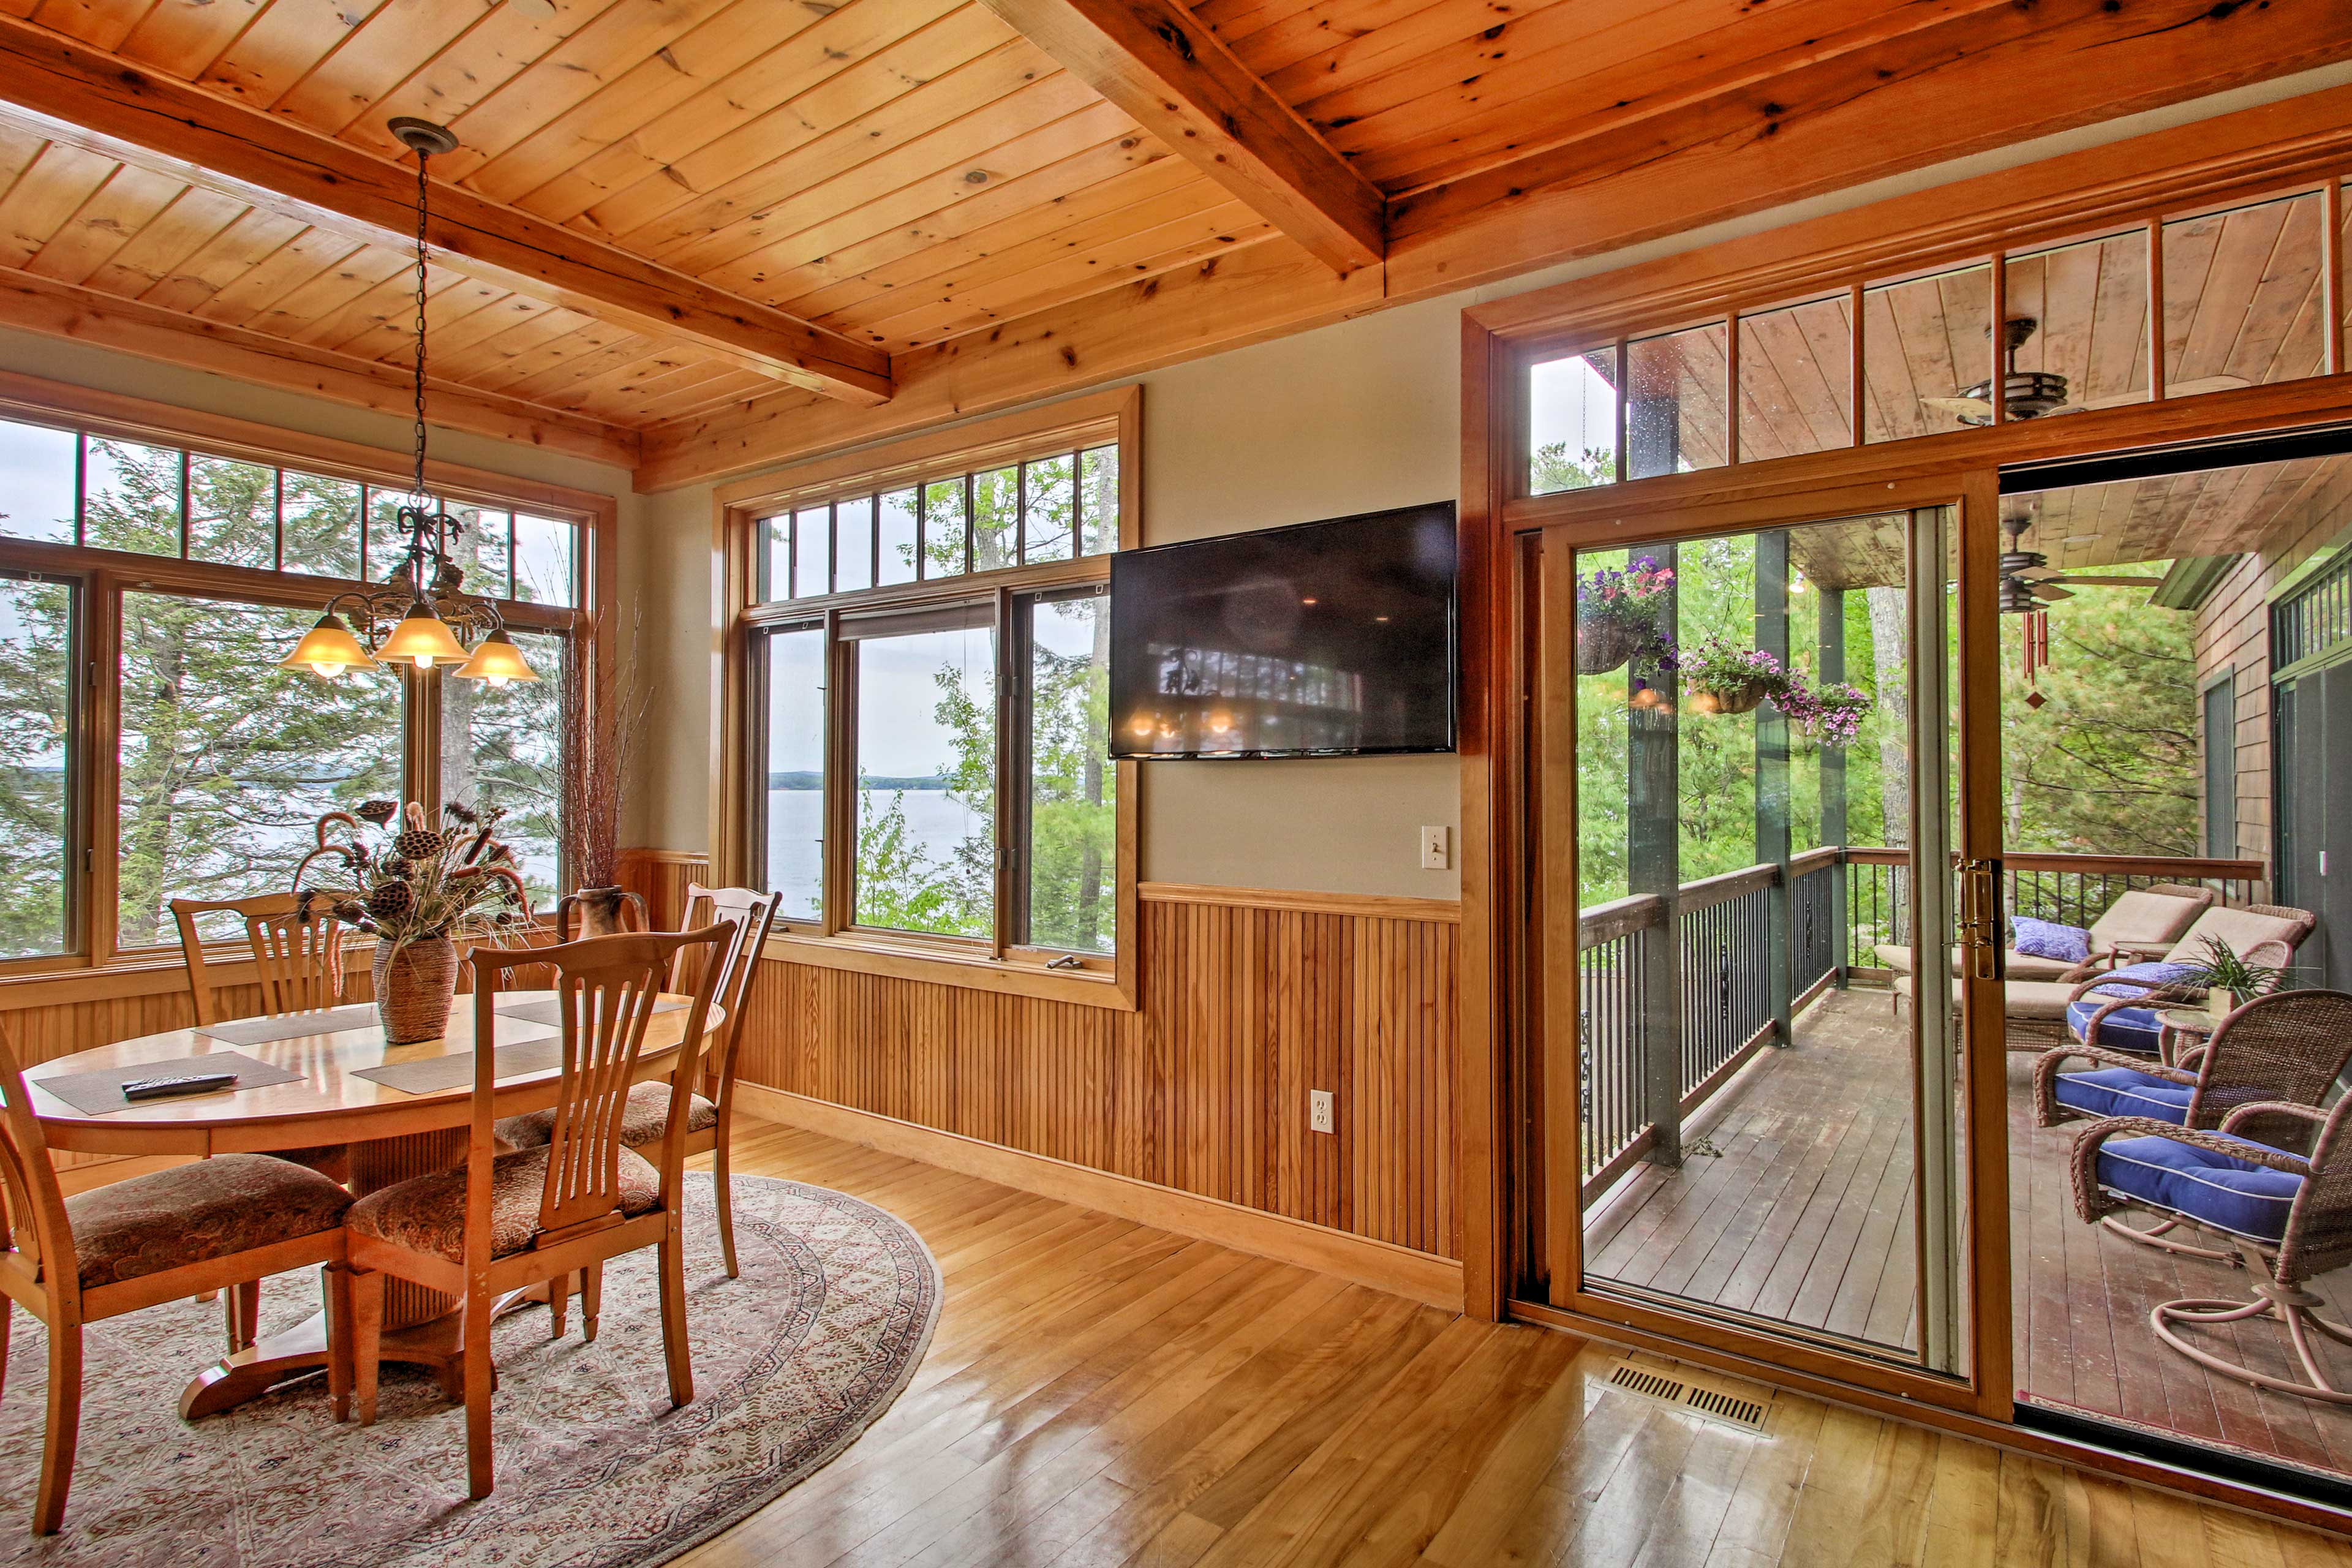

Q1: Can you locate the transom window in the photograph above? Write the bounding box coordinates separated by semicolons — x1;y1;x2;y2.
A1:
0;401;594;970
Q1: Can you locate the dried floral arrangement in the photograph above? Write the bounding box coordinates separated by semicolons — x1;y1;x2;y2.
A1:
294;799;533;956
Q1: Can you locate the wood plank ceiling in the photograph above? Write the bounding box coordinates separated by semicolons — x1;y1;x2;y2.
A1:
0;0;2339;479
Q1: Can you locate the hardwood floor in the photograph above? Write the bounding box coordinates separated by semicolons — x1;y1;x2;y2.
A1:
1581;987;2352;1483
684;1118;2352;1567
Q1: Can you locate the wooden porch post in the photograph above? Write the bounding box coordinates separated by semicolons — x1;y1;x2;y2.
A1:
1820;586;1849;987
1630;545;1683;1167
1756;532;1794;1046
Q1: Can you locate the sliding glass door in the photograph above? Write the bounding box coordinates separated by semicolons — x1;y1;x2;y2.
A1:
1530;487;2008;1408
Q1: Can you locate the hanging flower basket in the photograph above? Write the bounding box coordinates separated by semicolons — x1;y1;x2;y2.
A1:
1576;617;1646;674
1575;556;1676;675
1687;677;1771;715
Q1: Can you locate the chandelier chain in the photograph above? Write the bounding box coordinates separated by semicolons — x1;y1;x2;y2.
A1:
411;145;431;510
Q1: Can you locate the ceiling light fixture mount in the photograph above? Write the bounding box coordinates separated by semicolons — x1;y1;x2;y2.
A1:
281;119;535;687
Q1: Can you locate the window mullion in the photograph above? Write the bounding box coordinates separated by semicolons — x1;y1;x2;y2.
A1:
992;585;1017;959
86;572;122;965
821;608;854;937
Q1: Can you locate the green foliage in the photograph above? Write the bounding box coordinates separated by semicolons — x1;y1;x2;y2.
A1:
1532;442;1612;495
852;785;968;935
1999;587;2198;857
0;579;71;958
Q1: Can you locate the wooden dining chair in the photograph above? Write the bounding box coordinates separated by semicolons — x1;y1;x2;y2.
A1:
170;893;349;1027
344;922;734;1500
0;1020;356;1534
495;883;780;1280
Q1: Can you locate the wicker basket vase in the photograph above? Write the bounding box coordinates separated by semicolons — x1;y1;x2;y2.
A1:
374;935;460;1045
1686;677;1771;716
1576;617;1645;674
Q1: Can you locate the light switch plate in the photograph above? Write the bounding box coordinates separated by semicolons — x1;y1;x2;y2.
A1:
1419;825;1450;870
1310;1089;1335;1134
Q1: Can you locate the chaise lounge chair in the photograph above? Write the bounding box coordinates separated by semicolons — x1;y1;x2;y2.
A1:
1876;881;2212;983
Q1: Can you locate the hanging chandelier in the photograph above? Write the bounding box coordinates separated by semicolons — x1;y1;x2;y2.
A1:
281;117;537;689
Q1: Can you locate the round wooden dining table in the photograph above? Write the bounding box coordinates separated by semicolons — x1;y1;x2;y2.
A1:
24;991;723;1419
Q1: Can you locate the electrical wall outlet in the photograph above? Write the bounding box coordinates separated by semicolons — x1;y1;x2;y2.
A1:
1419;824;1450;870
1310;1089;1335;1134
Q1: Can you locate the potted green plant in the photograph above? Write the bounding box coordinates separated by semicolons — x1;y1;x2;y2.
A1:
2179;933;2293;1021
298;800;535;1044
1575;556;1676;674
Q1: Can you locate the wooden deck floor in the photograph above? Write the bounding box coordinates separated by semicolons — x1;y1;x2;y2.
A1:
690;1119;2352;1566
1584;987;2352;1483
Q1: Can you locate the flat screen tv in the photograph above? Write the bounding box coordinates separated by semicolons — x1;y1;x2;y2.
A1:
1109;502;1457;759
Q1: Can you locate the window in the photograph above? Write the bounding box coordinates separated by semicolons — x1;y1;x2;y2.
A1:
116;591;405;948
0;571;75;958
0;392;598;971
726;389;1139;1002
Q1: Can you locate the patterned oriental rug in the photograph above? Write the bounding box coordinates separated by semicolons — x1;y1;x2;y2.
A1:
0;1173;940;1568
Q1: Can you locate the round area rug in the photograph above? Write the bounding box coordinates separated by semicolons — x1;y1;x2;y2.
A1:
0;1172;938;1568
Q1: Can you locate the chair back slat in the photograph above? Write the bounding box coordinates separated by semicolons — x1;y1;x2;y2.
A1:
170;893;345;1027
470;925;733;1245
0;1023;74;1304
2278;1093;2352;1286
677;883;782;1100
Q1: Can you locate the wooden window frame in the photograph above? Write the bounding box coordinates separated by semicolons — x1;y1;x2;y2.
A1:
0;369;616;1003
713;386;1141;1011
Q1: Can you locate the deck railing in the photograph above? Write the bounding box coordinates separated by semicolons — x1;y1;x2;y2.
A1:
1575;846;2269;1194
1841;850;2270;971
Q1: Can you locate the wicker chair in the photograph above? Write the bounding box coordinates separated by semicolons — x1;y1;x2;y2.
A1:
2070;1087;2352;1404
2035;990;2352;1259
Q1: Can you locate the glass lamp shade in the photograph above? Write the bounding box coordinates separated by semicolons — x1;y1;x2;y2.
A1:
279;614;379;679
375;599;472;669
454;627;538;687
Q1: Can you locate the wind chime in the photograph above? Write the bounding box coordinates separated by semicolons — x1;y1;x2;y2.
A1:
2000;513;2052;709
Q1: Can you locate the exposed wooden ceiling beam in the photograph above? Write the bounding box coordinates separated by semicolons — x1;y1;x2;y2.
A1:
633;73;2352;492
0;264;641;469
974;0;1384;274
0;17;894;406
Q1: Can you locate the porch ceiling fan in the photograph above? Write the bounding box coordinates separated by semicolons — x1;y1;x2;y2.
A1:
1999;513;2161;611
1923;317;2248;425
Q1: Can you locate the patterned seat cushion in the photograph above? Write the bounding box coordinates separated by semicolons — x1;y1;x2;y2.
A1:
492;1081;718;1152
65;1153;353;1291
2096;1133;2302;1243
2052;1066;2194;1124
347;1144;661;1264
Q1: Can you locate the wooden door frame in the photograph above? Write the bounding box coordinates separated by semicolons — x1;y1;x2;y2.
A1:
1458;314;2352;1532
1513;475;2010;1420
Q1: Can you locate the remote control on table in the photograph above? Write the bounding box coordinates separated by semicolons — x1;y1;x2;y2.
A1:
120;1071;239;1101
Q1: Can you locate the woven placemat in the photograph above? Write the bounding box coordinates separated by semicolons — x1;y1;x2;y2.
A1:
349;1025;564;1095
32;1051;306;1116
193;1003;382;1046
492;995;685;1028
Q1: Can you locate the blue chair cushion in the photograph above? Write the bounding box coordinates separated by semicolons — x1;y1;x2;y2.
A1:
2065;1000;2166;1056
2052;1066;2194;1124
2095;1132;2302;1243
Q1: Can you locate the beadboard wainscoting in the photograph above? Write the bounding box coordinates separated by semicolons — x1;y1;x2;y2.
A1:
619;853;1464;1304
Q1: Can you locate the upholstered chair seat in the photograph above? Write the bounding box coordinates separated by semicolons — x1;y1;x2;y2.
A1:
62;1153;353;1291
495;1081;717;1153
347;1144;662;1264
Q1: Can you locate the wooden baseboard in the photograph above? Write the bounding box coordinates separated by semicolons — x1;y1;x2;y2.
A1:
733;1083;1466;1312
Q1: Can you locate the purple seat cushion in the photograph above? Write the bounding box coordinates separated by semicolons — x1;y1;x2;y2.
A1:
2086;961;2204;998
2065;1000;2168;1057
2095;1132;2301;1243
2052;1066;2195;1123
2011;917;2091;964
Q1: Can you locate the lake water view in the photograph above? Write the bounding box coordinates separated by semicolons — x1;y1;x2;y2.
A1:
766;786;984;919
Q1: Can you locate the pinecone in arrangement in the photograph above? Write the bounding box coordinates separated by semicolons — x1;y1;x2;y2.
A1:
366;879;415;921
357;800;399;826
381;854;412;879
333;899;368;924
392;827;446;861
443;801;480;826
